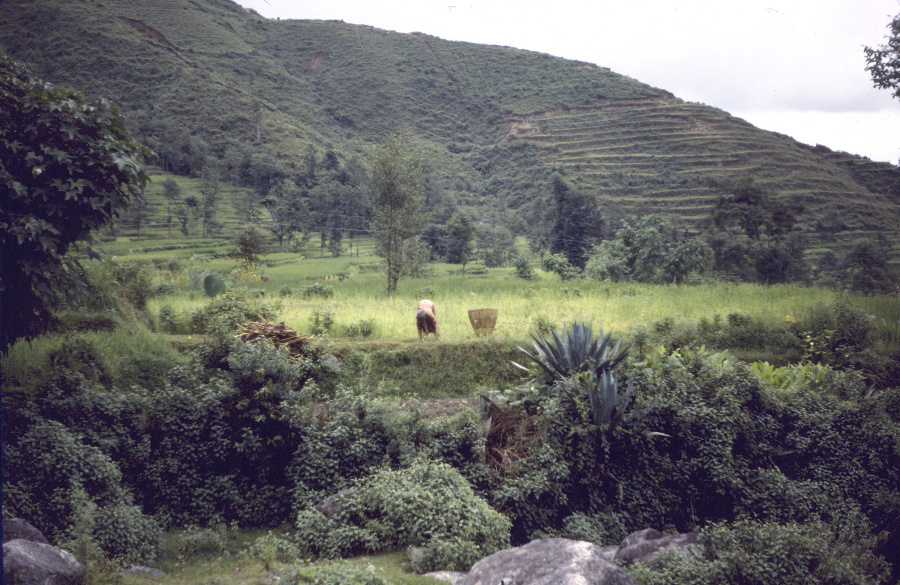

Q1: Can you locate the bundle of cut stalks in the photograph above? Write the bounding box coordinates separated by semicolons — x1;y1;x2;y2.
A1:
238;318;314;359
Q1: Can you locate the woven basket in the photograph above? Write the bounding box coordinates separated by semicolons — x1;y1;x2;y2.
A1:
468;308;498;337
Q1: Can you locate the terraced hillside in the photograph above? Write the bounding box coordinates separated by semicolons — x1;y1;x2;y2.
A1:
1;0;899;260
505;99;900;255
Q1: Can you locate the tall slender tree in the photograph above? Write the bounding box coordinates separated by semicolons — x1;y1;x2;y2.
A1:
549;173;603;269
368;134;427;294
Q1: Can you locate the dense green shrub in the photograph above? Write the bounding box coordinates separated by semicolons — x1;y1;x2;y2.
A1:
344;319;375;338
243;532;301;569
281;560;389;585
92;502;164;564
294;460;510;572
627;518;890;585
310;309;336;335
303;282;335;299
2;419;133;542
186;290;279;335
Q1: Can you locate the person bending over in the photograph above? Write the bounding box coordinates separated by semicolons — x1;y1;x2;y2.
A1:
416;299;438;341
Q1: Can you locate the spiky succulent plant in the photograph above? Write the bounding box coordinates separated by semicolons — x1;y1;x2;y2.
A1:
513;322;633;427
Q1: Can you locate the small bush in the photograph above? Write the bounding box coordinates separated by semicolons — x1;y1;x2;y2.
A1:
344;319;375;338
627;518;890;585
294;460;511;572
282;560;389;585
303;282;334;299
279;285;295;297
243;532;300;569
310;309;335;335
532;315;555;336
512;256;538;280
92;502;163;565
186;291;279;335
158;305;180;333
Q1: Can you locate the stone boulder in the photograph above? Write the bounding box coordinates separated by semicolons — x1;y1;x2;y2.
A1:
3;519;50;545
3;539;84;585
614;528;701;566
314;488;354;519
456;538;638;585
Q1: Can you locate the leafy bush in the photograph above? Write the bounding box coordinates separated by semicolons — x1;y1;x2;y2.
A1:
310;309;335;335
303;282;334;299
294;460;511;572
92;502;163;565
543;253;581;281
532;511;628;546
243;532;301;569
2;420;131;542
158;305;180;333
531;314;555;336
512;256;538;280
281;560;389;585
186;291;279;335
344;319;375;338
627;518;890;585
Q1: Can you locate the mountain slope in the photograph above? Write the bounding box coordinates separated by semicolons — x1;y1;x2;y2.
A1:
2;0;898;258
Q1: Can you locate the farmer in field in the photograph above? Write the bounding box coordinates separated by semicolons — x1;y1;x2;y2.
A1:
416;299;438;341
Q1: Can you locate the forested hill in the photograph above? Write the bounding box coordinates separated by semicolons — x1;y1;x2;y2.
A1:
2;0;899;255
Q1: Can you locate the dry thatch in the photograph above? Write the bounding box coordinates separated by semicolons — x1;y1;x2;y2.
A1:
238;318;314;359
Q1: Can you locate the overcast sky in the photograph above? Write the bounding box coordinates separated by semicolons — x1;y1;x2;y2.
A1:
234;0;900;165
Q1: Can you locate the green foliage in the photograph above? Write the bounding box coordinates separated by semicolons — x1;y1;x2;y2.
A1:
369;134;428;294
0;51;151;348
294;460;510;572
549;173;602;269
344;319;376;338
2;419;131;542
282;559;389;585
303;282;335;299
628;518;890;585
516;322;630;388
446;212;476;271
232;223;270;268
311;309;336;335
864;12;900;101
532;511;628;546
841;240;898;293
543;253;581;281
531;314;555;336
243;531;301;569
586;215;713;284
186;290;279;335
512;256;538;280
203;272;226;297
91;502;163;565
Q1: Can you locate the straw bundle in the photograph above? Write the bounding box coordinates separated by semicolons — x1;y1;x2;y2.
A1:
238;318;314;359
468;308;498;336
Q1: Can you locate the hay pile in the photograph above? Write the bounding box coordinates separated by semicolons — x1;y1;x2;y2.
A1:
238;319;314;359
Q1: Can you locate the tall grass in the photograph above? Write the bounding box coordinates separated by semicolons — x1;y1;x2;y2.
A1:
148;267;849;344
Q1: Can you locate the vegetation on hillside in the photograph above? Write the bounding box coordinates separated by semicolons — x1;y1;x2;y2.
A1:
3;2;900;583
1;0;899;267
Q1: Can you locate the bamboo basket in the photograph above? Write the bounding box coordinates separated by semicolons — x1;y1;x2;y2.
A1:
468;308;498;337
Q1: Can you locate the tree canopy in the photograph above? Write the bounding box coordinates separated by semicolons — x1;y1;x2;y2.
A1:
368;134;427;294
0;54;151;348
865;12;900;101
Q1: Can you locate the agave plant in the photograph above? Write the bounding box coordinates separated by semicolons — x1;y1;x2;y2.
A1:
513;322;633;427
513;322;630;385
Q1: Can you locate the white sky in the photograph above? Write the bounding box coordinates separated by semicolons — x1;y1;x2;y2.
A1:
234;0;900;165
